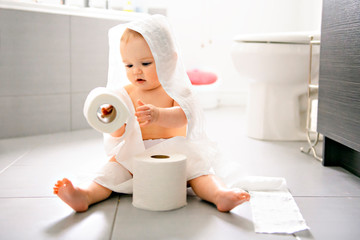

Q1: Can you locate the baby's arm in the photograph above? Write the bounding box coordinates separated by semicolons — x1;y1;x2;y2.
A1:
135;100;187;128
109;124;126;137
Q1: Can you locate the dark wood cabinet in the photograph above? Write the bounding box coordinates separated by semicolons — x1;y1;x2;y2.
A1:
318;0;360;176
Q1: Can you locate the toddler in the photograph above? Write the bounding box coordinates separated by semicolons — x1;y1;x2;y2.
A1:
53;15;250;212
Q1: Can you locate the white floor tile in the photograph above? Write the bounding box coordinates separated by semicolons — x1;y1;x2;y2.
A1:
0;196;118;240
0;107;360;239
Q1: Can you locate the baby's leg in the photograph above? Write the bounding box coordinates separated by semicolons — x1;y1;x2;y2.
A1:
189;175;250;212
54;179;112;212
53;156;131;212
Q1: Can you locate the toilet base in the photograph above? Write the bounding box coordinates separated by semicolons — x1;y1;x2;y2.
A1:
246;82;308;141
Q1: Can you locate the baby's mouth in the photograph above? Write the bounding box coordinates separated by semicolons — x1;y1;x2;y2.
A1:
136;78;146;83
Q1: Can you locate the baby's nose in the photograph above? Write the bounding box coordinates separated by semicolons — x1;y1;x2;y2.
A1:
133;66;142;74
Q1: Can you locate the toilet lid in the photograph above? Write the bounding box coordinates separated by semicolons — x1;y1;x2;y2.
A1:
234;32;320;44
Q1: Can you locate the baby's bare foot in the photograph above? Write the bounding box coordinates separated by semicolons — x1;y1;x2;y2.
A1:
53;178;89;212
215;189;250;212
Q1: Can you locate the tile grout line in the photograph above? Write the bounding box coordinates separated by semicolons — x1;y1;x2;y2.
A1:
0;150;31;175
0;196;58;199
0;91;90;98
109;195;121;240
293;195;360;198
0;135;48;175
69;15;73;132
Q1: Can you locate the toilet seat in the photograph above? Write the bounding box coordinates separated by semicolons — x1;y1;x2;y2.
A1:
234;32;320;44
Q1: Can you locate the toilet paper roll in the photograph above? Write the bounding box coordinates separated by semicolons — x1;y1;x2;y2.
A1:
83;87;130;133
133;153;187;211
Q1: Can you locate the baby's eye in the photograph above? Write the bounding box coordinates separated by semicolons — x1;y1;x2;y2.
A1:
125;64;133;68
142;62;152;66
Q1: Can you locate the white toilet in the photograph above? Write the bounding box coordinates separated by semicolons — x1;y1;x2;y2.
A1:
231;32;320;140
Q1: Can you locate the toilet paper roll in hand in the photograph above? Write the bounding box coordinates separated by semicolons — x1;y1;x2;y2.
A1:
133;153;187;211
83;87;130;133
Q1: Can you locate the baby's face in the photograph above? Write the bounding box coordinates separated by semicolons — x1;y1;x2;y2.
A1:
120;36;160;91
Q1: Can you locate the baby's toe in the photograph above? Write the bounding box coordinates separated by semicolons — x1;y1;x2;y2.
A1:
62;178;71;185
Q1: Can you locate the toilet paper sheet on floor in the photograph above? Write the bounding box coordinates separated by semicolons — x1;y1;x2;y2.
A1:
232;177;309;234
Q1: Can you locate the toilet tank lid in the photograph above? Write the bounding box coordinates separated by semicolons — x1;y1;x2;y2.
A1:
234;32;320;44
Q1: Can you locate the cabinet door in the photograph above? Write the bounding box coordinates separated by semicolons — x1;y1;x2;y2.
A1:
318;0;360;152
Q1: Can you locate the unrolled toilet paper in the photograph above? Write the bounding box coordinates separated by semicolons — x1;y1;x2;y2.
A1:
83;87;130;133
133;153;187;211
231;176;287;191
232;176;309;234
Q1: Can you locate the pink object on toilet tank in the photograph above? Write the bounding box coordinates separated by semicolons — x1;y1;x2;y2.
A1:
187;69;218;85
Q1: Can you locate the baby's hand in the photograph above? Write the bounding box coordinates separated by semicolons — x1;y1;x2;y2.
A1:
101;104;114;118
135;100;159;126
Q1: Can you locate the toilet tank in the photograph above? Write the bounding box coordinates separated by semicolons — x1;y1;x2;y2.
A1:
231;32;320;84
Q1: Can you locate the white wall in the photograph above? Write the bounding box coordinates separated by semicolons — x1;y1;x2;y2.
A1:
149;0;323;105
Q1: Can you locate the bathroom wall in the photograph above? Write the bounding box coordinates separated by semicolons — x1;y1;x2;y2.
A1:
0;1;323;138
155;0;323;105
0;8;123;138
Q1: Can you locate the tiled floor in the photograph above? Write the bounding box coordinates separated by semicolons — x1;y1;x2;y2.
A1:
1;106;360;240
